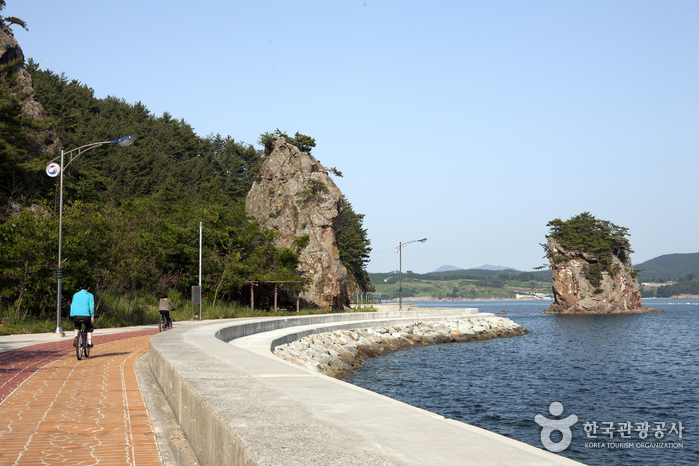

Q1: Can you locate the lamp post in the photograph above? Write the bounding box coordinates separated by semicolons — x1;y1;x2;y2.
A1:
394;238;427;311
46;136;136;336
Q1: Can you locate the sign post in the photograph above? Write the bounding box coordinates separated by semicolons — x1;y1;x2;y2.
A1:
192;286;201;321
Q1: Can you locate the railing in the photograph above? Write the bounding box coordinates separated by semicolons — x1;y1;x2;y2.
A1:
352;292;386;306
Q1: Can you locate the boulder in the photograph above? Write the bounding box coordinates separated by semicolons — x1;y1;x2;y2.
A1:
245;136;349;310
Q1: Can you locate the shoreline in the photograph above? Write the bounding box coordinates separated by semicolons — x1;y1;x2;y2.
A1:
273;316;528;378
383;297;698;302
384;296;552;302
541;307;666;315
149;309;585;465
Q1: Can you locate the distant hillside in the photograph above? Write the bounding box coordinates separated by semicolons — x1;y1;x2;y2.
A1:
432;264;516;272
473;264;515;271
433;265;463;272
420;269;551;281
370;253;699;300
368;268;552;300
635;252;699;282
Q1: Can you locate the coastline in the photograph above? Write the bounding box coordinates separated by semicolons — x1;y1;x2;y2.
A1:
384;296;698;302
384;296;552;302
274;316;528;378
149;309;585;465
541;307;666;314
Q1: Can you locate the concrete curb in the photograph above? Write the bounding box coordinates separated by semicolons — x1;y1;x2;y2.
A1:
149;310;584;466
135;353;200;466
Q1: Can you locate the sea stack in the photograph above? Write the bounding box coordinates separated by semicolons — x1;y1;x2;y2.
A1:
541;213;663;314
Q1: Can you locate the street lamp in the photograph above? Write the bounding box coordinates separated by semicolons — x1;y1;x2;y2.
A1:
394;238;427;311
46;136;136;336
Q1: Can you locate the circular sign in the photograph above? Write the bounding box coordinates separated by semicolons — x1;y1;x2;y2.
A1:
46;162;61;177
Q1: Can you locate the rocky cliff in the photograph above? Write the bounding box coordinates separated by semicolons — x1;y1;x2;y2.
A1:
245;136;349;309
0;24;61;155
543;238;661;314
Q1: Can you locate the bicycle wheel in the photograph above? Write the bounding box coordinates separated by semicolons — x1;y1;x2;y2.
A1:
76;329;83;360
83;332;90;358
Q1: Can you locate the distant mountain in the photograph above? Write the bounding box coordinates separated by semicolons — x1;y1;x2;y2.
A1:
473;264;516;271
432;265;463;272
634;252;699;282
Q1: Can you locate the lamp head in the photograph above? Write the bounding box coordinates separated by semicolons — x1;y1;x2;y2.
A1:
113;135;136;147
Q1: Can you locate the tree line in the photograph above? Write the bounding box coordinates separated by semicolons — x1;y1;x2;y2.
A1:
0;53;372;317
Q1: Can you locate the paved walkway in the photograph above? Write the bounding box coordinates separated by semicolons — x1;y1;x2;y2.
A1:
0;329;163;466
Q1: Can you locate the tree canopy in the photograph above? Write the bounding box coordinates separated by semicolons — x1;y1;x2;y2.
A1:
542;212;635;288
0;57;53;204
258;129;316;156
544;212;632;261
1;58;374;317
338;201;373;291
0;1;27;30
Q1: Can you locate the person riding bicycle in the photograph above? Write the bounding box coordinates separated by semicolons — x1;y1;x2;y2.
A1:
159;294;175;329
70;281;95;348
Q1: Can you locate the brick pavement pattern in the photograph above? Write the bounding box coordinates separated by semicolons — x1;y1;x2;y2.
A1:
0;331;162;466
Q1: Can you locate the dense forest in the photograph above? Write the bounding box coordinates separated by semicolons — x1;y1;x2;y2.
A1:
642;278;699;298
634;252;699;282
634;253;699;298
0;43;372;318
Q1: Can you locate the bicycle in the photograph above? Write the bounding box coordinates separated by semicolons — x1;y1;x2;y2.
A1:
159;311;174;332
76;321;91;360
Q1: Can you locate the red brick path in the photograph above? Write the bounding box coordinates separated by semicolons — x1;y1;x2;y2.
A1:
0;329;162;465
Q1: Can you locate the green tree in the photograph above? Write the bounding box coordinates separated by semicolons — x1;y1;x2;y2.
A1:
0;202;56;317
541;212;635;288
258;129;316;155
0;58;53;206
655;280;699;298
338;200;373;291
1;61;370;316
0;1;28;30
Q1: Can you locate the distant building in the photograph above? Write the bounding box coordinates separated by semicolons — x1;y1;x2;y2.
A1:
641;282;676;288
516;293;552;300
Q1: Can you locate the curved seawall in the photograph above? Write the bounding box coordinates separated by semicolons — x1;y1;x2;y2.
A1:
274;317;528;378
148;308;583;465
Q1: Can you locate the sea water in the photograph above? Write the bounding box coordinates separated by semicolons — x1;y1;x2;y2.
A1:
346;299;699;465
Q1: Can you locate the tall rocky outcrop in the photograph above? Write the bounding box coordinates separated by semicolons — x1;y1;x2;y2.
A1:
245;136;349;310
543;238;660;314
0;24;61;154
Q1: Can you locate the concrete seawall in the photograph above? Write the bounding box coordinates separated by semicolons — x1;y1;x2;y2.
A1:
148;309;583;465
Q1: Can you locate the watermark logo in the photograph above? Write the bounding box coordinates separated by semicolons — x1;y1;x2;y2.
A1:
534;401;578;452
534;402;685;452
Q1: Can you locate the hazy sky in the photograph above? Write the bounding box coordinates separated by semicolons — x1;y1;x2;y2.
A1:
11;1;698;273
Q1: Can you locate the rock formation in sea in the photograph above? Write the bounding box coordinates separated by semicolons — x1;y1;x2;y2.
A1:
543;237;660;314
245;136;349;310
0;24;61;155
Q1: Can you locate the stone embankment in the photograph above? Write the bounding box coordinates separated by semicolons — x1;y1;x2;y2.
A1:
274;317;528;378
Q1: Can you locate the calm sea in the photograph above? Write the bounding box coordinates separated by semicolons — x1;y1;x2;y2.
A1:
346;299;699;466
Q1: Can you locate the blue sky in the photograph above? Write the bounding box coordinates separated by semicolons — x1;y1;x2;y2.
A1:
11;1;699;273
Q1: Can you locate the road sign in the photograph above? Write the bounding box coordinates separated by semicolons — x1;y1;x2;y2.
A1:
46;163;60;177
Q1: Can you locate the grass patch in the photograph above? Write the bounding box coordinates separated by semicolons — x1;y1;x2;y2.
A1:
0;289;348;336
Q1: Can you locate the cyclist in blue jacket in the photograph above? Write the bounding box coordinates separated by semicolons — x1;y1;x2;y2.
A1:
70;281;95;348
